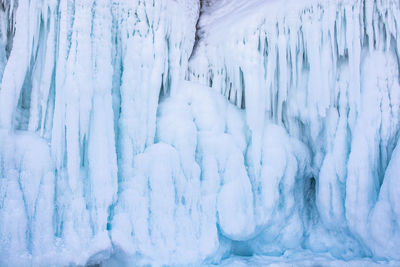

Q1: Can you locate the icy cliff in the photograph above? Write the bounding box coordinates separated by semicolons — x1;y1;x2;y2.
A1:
0;0;201;265
189;0;400;260
0;0;400;266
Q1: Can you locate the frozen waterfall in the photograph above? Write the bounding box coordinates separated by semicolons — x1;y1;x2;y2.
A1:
0;0;400;266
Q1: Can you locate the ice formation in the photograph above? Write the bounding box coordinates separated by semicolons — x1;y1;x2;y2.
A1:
189;0;400;260
0;0;400;266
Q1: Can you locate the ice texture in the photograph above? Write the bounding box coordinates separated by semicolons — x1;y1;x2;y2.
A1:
0;0;201;265
0;0;400;266
189;0;400;261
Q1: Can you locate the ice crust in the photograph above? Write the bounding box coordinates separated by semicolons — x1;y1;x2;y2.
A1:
0;0;400;266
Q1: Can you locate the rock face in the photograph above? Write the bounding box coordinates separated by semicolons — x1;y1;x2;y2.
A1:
0;0;400;266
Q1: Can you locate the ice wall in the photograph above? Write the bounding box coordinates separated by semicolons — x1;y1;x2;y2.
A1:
1;0;400;266
0;0;200;266
189;0;400;260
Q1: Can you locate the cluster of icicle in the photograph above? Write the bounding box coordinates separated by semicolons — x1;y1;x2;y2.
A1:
0;0;201;266
0;0;400;266
189;0;400;260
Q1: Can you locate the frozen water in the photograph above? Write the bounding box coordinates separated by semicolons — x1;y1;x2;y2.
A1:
0;0;400;266
189;0;400;260
0;0;201;265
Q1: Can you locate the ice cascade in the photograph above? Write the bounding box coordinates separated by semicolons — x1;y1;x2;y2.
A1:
189;0;400;260
0;0;400;266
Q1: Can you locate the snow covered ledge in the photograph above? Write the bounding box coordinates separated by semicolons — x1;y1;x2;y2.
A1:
189;0;400;260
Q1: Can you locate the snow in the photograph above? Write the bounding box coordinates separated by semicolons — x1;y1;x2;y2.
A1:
0;0;400;266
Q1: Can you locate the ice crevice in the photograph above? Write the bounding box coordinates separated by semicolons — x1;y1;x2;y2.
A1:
0;0;400;266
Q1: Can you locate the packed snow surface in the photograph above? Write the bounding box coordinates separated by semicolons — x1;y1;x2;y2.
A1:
0;0;400;266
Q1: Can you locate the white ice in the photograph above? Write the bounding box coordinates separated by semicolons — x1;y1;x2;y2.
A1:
0;0;400;266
